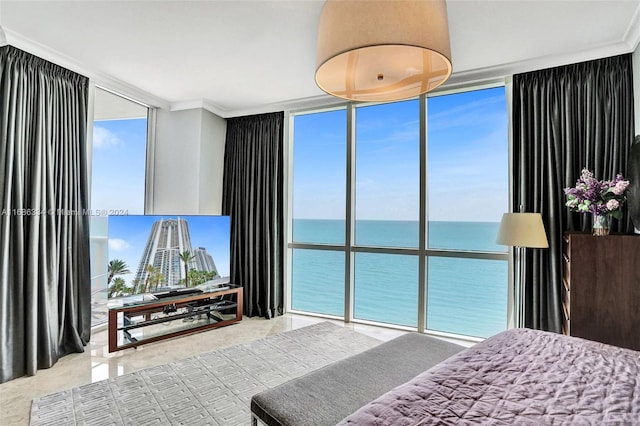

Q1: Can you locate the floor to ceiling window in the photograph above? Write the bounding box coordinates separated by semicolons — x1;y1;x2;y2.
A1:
288;86;508;339
426;88;509;337
353;100;420;327
290;109;346;317
90;87;149;327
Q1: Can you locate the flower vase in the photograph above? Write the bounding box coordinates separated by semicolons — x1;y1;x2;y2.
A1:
592;214;610;236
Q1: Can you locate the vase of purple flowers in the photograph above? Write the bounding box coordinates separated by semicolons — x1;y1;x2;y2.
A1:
564;168;629;236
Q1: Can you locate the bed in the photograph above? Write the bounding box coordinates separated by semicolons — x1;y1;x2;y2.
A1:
337;328;640;424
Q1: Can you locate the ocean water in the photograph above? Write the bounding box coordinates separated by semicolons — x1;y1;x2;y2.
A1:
291;219;508;338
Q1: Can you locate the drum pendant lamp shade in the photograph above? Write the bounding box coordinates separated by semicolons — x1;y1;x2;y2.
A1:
315;0;452;102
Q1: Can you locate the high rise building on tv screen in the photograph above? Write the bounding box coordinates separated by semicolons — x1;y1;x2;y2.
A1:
134;217;217;287
194;247;218;273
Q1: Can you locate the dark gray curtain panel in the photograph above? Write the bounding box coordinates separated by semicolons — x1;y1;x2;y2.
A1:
0;46;91;383
222;112;284;318
512;53;635;332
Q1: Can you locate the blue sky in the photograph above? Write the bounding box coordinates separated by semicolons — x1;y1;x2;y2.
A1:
107;215;231;285
427;88;509;222
292;87;508;222
91;118;147;214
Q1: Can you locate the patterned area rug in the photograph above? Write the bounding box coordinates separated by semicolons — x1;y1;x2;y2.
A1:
30;322;381;426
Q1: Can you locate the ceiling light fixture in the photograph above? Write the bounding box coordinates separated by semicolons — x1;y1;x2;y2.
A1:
315;0;452;103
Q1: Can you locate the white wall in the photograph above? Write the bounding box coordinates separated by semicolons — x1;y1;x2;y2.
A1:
152;108;226;215
199;109;227;214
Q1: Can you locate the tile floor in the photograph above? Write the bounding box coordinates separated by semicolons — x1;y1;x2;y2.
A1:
0;314;406;426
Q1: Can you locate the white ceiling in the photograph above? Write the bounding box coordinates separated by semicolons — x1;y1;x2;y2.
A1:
1;0;639;118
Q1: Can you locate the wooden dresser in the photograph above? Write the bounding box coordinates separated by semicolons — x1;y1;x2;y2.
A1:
562;232;640;351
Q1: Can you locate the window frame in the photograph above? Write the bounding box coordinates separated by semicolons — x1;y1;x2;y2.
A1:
88;83;155;329
286;82;511;341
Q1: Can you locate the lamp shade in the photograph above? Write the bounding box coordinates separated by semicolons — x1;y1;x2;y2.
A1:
496;213;549;248
315;0;452;102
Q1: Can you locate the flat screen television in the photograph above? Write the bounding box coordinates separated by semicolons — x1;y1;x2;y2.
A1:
107;215;231;297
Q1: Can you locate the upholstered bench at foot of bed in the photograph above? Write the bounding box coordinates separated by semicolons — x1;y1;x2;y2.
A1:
250;332;464;426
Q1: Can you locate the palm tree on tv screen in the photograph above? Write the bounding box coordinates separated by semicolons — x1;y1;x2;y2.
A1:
143;264;160;293
187;269;218;287
107;259;130;286
130;278;142;294
107;277;130;298
179;250;196;287
150;270;165;291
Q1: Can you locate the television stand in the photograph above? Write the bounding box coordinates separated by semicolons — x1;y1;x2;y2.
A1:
108;284;243;352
